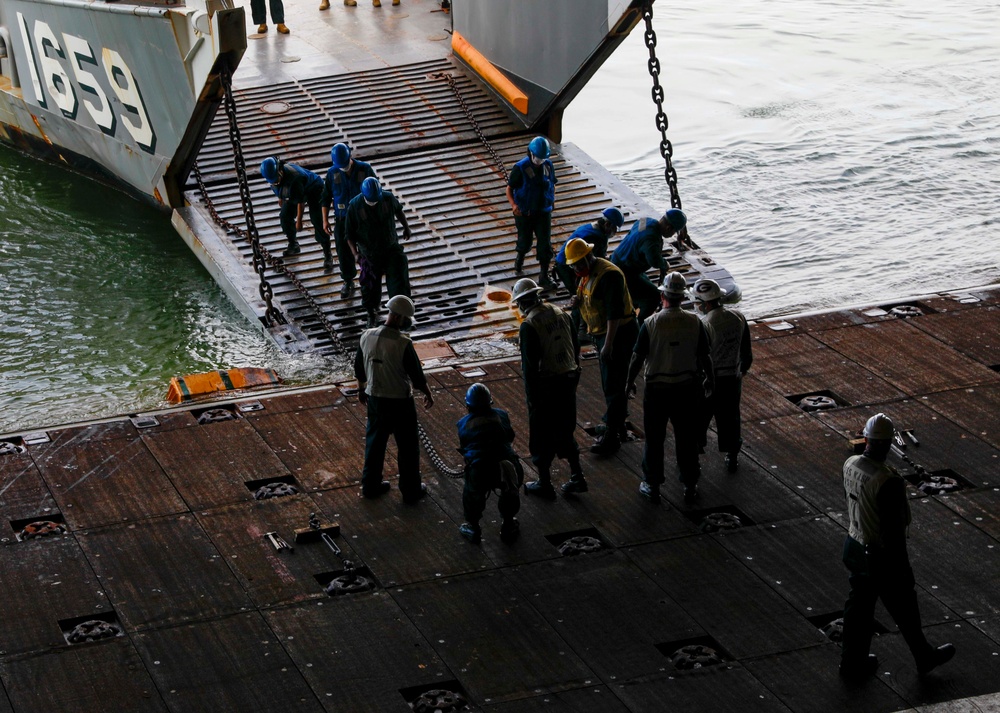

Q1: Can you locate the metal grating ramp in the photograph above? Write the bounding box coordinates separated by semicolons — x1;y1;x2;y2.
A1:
184;61;716;355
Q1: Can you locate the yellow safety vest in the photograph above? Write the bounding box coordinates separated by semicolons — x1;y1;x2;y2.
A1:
578;259;634;336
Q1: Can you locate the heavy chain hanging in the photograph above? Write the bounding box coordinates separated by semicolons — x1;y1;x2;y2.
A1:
643;3;682;211
417;420;465;477
432;71;509;183
195;62;347;354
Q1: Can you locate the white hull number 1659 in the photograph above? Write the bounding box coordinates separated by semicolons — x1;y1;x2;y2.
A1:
16;13;156;154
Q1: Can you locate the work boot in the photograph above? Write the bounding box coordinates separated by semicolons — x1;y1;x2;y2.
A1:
839;654;879;683
319;0;330;8
344;0;357;4
361;480;391;499
500;518;520;544
561;474;588;494
513;252;524;274
524;479;556;500
323;253;334;274
537;265;554;288
276;23;290;33
725;452;739;473
372;0;380;6
282;241;301;257
459;522;481;544
340;280;355;299
639;481;661;504
916;644;956;675
257;23;268;33
365;309;379;328
402;483;427;504
590;433;620;456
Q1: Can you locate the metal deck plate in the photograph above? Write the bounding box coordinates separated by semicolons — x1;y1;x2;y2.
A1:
34;420;137;449
482;686;629;712
393;570;597;704
264;597;451;712
938;487;1000;542
251;405;369;491
909;307;1000;368
196;498;348;608
0;456;59;528
33;437;186;529
0;639;165;713
143;418;291;509
740;374;804;423
0;536;107;656
923;384;1000;450
743;644;909;713
506;551;703;682
815;320;1000;396
627;535;828;659
77;514;252;631
610;667;794;712
132;611;321;713
313;486;492;586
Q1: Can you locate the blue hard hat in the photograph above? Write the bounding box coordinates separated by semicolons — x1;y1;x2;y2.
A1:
528;136;550;159
361;177;382;202
260;157;279;184
664;209;687;231
602;207;624;230
465;383;492;410
331;143;351;169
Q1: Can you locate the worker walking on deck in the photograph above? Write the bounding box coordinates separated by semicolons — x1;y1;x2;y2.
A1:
627;272;713;503
506;136;557;287
566;238;639;457
260;157;332;264
345;177;413;328
354;295;433;503
321;143;377;296
251;0;289;33
512;278;585;496
839;413;955;682
694;278;753;472
611;209;688;321
457;383;522;544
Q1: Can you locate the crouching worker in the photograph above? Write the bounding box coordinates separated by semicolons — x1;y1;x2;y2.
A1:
457;383;523;545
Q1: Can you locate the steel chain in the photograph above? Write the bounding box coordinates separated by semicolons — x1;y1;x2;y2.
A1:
433;71;509;183
642;4;682;210
196;63;348;353
417;420;465;477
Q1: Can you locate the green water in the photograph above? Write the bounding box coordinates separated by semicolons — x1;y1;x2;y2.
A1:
0;148;336;434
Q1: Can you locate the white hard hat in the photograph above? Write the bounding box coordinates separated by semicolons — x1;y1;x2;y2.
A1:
386;295;415;317
863;413;894;440
659;271;688;297
511;278;543;302
693;278;726;303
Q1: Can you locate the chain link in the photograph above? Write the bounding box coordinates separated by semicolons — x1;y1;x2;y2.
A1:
417;420;465;477
642;4;682;211
433;71;509;183
194;63;347;354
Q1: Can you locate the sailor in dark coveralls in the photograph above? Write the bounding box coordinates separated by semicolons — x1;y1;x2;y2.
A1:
354;295;433;503
321;143;377;296
512;277;585;497
611;209;688;321
345;177;413;328
693;278;753;473
457;383;522;544
506;136;557;287
627;272;713;504
839;412;955;681
565;237;639;458
260;157;331;264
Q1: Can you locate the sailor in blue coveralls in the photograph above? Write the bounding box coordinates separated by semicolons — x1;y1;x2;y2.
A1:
611;209;688;321
506;136;557;287
321;143;377;298
456;383;522;544
345;177;413;328
260;157;332;265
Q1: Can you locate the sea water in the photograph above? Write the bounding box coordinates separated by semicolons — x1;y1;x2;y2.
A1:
2;0;998;432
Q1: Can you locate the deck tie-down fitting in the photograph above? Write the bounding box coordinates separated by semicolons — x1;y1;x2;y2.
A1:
67;620;121;644
411;688;469;713
20;520;66;539
670;644;722;670
558;535;603;556
255;482;299;499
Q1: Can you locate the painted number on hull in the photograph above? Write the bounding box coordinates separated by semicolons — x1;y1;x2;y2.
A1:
16;13;156;154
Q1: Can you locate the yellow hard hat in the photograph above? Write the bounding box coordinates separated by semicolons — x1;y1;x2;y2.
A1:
564;238;594;265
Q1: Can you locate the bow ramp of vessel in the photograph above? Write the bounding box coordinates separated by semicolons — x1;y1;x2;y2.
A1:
175;0;737;357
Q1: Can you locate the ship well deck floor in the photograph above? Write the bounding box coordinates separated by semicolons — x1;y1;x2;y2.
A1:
179;0;730;354
2;289;1000;711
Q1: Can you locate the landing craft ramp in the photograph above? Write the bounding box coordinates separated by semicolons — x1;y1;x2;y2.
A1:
175;0;732;354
